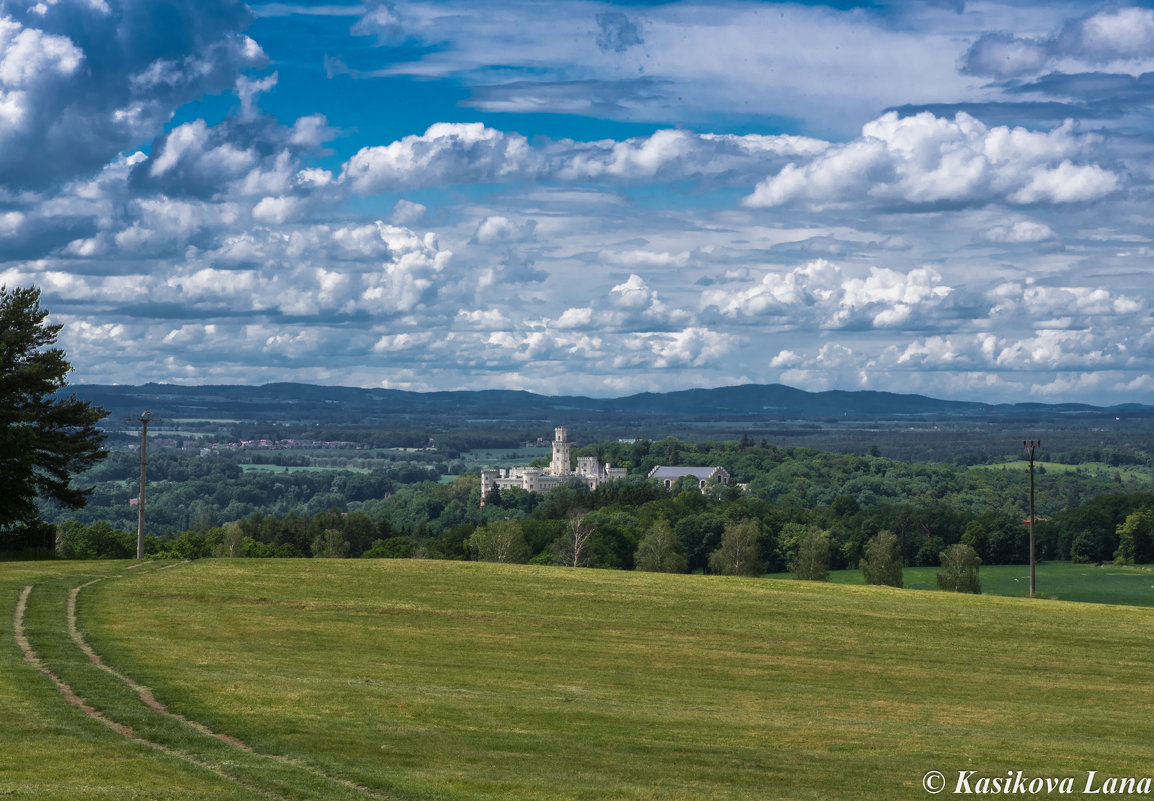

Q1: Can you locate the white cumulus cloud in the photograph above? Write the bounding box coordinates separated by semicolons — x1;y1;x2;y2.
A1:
341;122;540;194
341;123;832;195
0;0;265;189
702;259;956;331
982;220;1058;244
472;215;537;245
744;112;1119;210
965;7;1154;78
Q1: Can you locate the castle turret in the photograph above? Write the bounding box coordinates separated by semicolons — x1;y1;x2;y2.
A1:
550;426;571;476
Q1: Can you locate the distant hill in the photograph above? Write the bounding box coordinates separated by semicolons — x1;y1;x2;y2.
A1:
66;381;1152;433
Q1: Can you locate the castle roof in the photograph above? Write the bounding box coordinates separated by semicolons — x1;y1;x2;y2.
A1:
648;466;727;480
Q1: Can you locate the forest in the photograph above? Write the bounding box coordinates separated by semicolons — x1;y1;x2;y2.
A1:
42;433;1154;575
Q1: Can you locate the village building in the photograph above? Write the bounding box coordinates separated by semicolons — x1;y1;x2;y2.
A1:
647;465;730;492
480;427;626;505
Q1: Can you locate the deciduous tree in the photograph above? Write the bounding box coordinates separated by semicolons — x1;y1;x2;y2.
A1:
937;543;981;593
1;286;107;534
791;526;830;581
859;529;903;587
312;528;350;558
634;519;687;573
708;519;763;577
776;521;808;573
468;520;529;563
1115;506;1154;565
213;522;245;558
960;519;988;560
552;509;595;567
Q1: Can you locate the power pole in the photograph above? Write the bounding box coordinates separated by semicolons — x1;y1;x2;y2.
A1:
125;409;155;560
1023;439;1041;598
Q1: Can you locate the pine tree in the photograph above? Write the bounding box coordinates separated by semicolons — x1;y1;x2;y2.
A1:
1;286;108;534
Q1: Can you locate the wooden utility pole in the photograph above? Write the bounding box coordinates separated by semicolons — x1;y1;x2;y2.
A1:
126;410;153;560
1023;439;1041;598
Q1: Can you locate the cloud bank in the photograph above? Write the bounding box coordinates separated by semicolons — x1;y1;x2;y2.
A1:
1;0;1152;405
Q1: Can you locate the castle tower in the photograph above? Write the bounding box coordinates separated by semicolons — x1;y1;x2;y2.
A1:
550;426;571;476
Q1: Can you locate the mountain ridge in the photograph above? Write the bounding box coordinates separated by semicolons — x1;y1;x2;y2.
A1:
66;380;1151;423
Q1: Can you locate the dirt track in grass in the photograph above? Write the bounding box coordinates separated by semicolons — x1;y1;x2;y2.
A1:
15;564;396;801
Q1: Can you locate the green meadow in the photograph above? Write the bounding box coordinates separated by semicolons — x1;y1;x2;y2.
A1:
979;460;1151;482
790;561;1154;607
7;558;1154;800
238;463;373;474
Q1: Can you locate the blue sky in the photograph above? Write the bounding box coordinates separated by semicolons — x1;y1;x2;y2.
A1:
2;0;1153;404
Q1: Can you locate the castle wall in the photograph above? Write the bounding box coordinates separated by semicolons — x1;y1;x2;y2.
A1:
481;428;626;506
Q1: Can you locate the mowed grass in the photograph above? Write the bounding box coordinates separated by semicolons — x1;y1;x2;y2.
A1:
0;561;256;800
58;559;1154;800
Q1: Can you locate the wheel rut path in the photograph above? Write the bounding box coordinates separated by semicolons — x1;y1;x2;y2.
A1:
14;562;403;801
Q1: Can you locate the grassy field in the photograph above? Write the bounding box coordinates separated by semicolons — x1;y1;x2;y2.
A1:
1;561;259;800
6;559;1154;799
777;561;1154;607
461;447;550;469
976;460;1151;483
239;463;372;474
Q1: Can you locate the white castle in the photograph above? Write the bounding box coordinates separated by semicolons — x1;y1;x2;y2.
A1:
479;427;626;505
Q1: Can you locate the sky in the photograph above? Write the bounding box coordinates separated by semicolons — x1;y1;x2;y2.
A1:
2;0;1153;404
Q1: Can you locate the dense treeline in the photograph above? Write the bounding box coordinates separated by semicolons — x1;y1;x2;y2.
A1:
50;437;1154;572
578;437;1142;521
68;428;1151;538
1049;445;1154;468
39;449;440;534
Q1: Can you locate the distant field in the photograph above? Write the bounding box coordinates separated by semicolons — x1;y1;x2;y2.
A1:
8;559;1154;800
976;460;1151;482
461;447;549;468
794;561;1154;607
238;463;371;474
